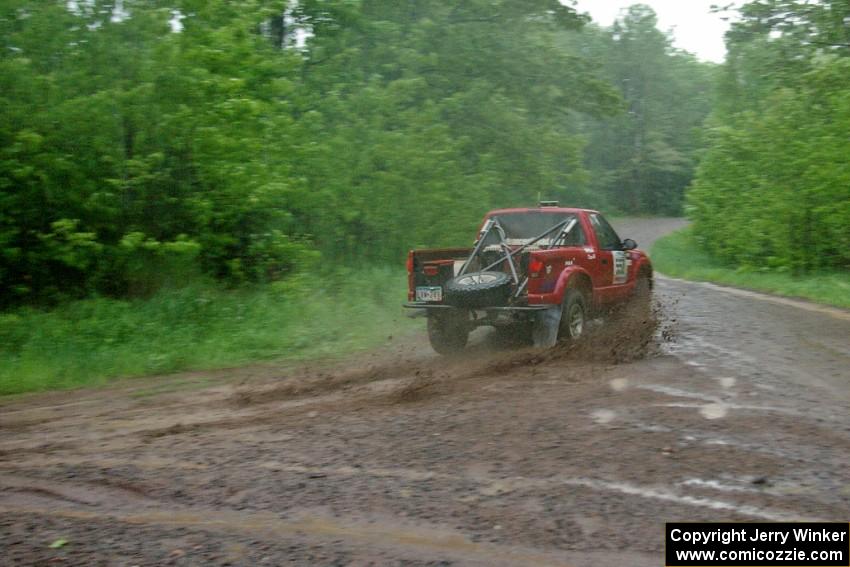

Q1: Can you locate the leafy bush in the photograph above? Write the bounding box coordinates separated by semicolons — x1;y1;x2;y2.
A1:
688;58;850;274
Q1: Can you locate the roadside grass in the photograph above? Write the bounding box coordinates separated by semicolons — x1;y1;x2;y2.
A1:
0;267;418;396
651;227;850;310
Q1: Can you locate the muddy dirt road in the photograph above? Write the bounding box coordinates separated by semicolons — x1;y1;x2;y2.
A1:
2;218;849;566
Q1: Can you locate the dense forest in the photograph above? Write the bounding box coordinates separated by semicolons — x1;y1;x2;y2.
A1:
687;0;850;274
1;0;715;305
2;0;848;309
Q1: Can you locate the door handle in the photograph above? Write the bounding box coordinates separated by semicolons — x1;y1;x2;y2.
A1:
601;259;608;265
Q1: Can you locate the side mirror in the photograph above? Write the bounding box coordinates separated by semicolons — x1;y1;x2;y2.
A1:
622;238;638;251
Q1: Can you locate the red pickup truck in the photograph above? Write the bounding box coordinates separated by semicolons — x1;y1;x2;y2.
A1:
404;203;653;353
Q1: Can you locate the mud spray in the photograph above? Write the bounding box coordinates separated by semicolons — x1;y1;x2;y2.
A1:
229;298;676;409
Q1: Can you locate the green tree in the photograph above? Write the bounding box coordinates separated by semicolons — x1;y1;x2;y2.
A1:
687;0;850;273
284;0;620;262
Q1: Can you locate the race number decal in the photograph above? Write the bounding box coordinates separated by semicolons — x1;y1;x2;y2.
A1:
612;251;628;284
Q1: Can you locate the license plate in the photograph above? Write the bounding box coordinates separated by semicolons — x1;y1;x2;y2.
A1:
416;286;443;302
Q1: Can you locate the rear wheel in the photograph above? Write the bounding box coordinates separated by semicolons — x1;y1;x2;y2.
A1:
427;313;469;355
558;289;587;341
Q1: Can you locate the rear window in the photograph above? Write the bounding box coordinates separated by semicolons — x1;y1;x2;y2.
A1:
481;212;585;247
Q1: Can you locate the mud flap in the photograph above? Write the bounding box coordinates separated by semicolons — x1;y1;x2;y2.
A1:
532;306;561;348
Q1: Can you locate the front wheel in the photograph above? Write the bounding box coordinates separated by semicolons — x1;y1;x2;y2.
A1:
558;289;587;341
427;313;469;355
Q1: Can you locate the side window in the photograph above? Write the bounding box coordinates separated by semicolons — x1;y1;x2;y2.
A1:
589;214;622;250
561;222;587;247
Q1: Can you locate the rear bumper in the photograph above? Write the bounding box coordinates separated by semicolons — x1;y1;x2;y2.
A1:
402;303;549;312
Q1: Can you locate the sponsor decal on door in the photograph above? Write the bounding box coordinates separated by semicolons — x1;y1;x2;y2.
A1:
612;251;628;284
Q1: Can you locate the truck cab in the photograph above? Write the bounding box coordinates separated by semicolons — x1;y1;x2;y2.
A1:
405;204;652;353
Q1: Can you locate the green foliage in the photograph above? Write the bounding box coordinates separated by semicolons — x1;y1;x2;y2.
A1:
48;539;69;550
687;0;850;274
0;267;416;395
568;6;717;215
652;227;850;309
0;0;313;304
718;0;850;115
0;0;714;306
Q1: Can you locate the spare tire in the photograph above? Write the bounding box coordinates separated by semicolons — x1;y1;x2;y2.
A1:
444;271;512;308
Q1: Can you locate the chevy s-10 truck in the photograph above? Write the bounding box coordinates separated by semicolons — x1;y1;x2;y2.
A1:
404;203;652;353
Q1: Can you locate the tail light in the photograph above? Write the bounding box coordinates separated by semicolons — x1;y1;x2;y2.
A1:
528;258;545;279
406;251;414;274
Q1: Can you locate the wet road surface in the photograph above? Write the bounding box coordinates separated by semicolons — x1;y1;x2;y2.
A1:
1;218;848;566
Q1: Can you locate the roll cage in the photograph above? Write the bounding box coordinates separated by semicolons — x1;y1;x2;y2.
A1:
458;215;578;299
